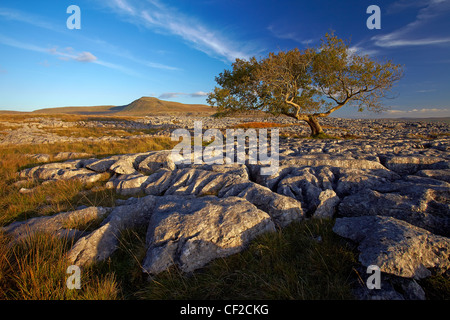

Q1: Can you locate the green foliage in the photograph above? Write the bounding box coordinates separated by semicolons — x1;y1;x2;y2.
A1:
207;32;404;136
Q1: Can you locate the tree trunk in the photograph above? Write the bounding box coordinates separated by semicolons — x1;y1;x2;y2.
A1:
304;116;324;137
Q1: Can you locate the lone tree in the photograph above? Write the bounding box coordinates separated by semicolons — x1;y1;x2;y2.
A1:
207;33;404;136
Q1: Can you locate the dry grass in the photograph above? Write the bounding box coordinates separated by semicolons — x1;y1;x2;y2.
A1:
45;127;161;139
0;136;176;227
0;129;177;299
0;113;140;124
0;231;119;300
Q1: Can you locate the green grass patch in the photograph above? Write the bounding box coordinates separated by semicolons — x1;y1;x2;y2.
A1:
419;272;450;300
310;132;340;140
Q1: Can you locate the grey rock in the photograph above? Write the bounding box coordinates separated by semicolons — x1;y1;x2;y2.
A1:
381;156;446;175
25;153;51;163
67;196;156;266
333;216;450;279
145;167;247;197
180;163;250;180
416;169;450;183
143;167;303;227
109;155;140;175
138;150;181;175
2;206;110;243
338;179;450;236
142;195;275;274
335;168;400;197
353;278;405;300
106;173;150;196
54;152;95;161
221;182;304;227
19;160;81;179
313;189;340;219
281;156;386;170
86;156;122;173
401;279;426;300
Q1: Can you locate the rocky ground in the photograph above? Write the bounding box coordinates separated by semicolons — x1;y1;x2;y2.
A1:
1;115;449;300
1;115;448;145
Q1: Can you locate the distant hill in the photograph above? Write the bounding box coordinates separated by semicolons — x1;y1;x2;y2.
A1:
30;97;216;116
394;117;450;124
114;97;216;115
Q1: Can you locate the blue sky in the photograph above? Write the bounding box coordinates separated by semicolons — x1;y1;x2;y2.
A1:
0;0;449;118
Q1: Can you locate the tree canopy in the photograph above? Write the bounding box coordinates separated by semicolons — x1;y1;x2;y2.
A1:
207;33;404;136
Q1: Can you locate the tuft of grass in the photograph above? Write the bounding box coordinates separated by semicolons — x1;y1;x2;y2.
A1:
91;226;148;299
0;231;119;300
419;272;450;300
309;132;340;140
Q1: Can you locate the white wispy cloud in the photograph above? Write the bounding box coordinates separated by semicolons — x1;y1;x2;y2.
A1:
267;25;315;46
47;47;98;63
0;34;139;76
373;35;450;47
105;0;254;62
191;91;209;97
0;7;179;72
348;45;379;57
0;34;49;53
0;7;57;31
75;52;98;63
159;91;209;99
384;107;450;117
372;0;450;48
416;89;437;93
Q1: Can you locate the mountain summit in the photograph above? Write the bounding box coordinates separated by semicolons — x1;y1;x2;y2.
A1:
30;97;216;116
116;97;215;115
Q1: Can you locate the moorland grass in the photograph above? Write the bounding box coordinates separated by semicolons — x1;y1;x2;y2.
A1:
0;134;176;299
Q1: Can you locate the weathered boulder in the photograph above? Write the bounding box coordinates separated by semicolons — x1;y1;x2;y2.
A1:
313;189;340;219
335;168;400;197
280;156;386;170
416;169;450;183
19;162;106;185
338;178;450;236
19;160;81;179
1;206;110;243
138;150;182;175
106;173;150;196
142;195;276;275
275;168;322;214
25;153;51;163
142;167;303;227
67;196;157;266
109;154;141;175
179;163;250;180
221;182;304;227
144;167;247;197
54;152;95;161
381;155;447;175
333;216;450;279
86;156;122;173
